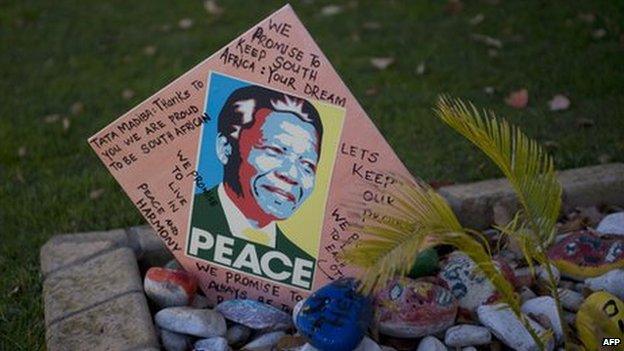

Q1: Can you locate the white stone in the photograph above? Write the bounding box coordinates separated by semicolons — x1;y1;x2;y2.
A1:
521;296;564;343
191;294;211;309
292;299;304;325
444;324;491;347
195;336;231;351
160;329;192;351
519;287;537;303
155;307;226;338
354;336;382;351
585;269;624;300
242;331;286;351
596;212;624;235
558;288;584;312
226;324;251;346
416;336;446;351
536;264;560;285
478;303;554;351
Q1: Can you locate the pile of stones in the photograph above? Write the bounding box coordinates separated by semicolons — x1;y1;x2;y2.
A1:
143;211;624;351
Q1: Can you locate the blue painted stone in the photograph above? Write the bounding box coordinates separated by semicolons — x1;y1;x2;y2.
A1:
215;299;292;331
296;278;372;351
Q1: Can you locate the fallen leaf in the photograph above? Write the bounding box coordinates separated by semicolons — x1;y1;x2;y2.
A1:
577;12;596;23
62;117;70;131
143;45;157;56
598;154;611;164
90;188;105;200
362;21;381;30
8;286;21;298
444;0;463;15
122;89;135;100
575;118;595;128
469;13;485;25
364;86;378;96
320;5;342;16
15;169;25;183
178;18;194;30
370;57;394;70
505;88;528;109
471;33;502;48
416;61;426;75
17;146;27;158
543;140;560;151
203;0;224;15
159;24;172;33
43;114;60;123
484;86;495;95
548;94;570;111
488;49;499;57
70;101;84;115
592;28;606;39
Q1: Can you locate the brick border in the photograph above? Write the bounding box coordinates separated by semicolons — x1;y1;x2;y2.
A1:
40;226;171;351
41;163;624;349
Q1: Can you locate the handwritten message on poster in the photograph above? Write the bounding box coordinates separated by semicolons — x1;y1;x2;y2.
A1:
89;5;412;311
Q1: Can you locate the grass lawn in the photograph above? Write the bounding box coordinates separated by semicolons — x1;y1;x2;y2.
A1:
1;0;623;348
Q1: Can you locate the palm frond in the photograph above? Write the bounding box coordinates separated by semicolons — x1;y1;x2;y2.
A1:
434;96;562;245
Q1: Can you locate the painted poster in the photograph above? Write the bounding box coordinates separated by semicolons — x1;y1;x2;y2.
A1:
88;4;411;311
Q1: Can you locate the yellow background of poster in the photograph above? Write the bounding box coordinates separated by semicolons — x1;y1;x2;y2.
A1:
278;101;345;258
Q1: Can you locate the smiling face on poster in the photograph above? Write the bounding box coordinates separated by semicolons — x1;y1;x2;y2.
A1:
88;4;413;311
188;73;345;290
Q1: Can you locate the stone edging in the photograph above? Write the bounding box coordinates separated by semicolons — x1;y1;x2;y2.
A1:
40;226;172;351
40;163;624;349
439;163;624;229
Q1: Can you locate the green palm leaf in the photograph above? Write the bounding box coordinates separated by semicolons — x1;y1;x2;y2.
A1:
434;96;562;246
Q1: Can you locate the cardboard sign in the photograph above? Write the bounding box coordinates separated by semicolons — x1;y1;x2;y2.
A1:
88;4;411;311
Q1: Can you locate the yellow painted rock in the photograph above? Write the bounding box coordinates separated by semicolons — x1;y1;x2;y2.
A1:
576;291;624;351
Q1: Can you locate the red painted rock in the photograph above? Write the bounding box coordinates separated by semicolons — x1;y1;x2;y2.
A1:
144;267;198;308
438;252;516;313
547;230;624;280
375;277;457;338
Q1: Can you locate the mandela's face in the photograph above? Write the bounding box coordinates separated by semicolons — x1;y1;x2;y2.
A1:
236;111;319;220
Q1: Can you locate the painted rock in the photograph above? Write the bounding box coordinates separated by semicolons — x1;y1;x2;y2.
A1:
477;303;554;351
160;329;192;351
296;278;372;351
215;299;292;331
444;324;491;347
585;269;624;300
241;331;286;351
374;277;457;338
144;267;198;308
519;286;537;303
195;336;231;351
521;296;564;343
576;291;624;349
154;306;226;338
558;288;584;312
415;336;446;351
225;324;251;346
438;252;515;312
408;248;439;278
596;212;624;235
547;230;624;280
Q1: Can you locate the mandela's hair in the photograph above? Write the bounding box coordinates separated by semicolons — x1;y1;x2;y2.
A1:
217;85;323;195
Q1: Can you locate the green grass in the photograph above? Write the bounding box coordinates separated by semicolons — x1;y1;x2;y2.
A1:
1;0;623;348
